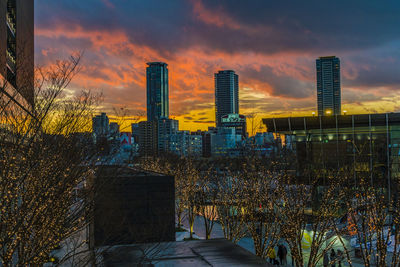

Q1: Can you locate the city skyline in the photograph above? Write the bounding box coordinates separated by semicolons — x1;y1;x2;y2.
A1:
35;0;400;131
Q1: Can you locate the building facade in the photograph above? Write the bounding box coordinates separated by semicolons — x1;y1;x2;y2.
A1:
210;127;242;157
169;130;202;157
191;130;212;158
92;113;110;138
0;0;34;105
220;113;247;138
157;118;178;153
146;62;169;121
138;120;158;156
131;123;139;144
263;113;400;198
215;70;239;127
316;56;341;116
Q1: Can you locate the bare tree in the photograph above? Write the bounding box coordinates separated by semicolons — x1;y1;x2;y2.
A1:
195;167;219;240
246;112;264;137
344;176;400;267
0;53;107;266
275;171;346;267
239;158;281;259
216;169;246;243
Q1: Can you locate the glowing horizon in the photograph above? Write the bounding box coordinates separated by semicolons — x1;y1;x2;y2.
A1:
35;0;400;132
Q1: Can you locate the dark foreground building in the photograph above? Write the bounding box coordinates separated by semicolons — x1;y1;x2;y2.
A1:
89;166;175;247
0;0;34;105
263;113;400;196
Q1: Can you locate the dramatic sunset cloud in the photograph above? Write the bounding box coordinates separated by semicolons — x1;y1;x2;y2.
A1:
35;0;400;131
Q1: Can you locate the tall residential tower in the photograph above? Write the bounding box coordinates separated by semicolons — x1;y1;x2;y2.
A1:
146;62;169;121
215;70;239;126
0;0;34;105
316;56;341;116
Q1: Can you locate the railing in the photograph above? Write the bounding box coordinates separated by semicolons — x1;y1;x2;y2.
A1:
6;13;16;35
6;49;16;73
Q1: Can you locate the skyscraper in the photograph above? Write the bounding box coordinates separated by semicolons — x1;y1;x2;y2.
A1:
316;56;341;116
92;112;110;137
215;70;239;127
0;0;34;105
146;62;169;121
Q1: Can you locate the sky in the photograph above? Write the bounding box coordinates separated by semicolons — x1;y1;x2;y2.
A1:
35;0;400;132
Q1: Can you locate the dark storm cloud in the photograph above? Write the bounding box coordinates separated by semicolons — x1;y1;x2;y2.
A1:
36;0;400;55
196;0;400;54
34;0;400;117
240;65;314;98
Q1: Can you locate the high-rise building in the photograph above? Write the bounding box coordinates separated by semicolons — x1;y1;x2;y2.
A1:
146;62;169;121
0;0;34;105
157;118;178;153
169;130;202;157
215;70;239;127
138;121;158;156
131;123;140;144
109;122;120;139
92;113;110;137
316;56;341;116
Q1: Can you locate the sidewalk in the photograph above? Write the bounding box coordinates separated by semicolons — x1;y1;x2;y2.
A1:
178;215;369;267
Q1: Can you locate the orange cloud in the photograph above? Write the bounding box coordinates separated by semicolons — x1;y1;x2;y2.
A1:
35;20;400;133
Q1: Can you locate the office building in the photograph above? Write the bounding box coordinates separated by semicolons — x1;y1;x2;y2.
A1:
131;123;139;144
92;113;109;138
0;0;34;105
138;120;157;156
220;113;247;138
215;70;239;126
316;56;341;116
169;131;202;157
109;122;119;139
146;62;169;121
210;127;242;157
263;113;400;197
191;130;212;158
157;118;178;153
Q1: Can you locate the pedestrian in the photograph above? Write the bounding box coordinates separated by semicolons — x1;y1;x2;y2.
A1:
278;245;283;265
336;249;343;267
277;244;288;266
268;247;277;265
330;249;336;267
323;251;329;267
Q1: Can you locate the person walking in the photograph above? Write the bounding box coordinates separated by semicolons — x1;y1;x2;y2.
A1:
323;251;329;267
268;247;277;265
277;244;288;266
330;249;336;267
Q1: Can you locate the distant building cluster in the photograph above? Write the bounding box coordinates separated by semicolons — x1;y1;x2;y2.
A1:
91;55;348;158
